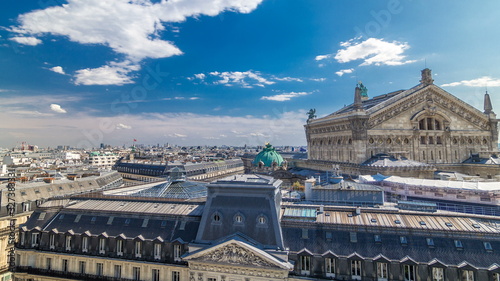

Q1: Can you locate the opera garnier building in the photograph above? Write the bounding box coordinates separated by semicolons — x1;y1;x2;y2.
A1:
304;69;499;178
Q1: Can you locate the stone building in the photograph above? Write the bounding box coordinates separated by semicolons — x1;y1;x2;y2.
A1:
13;174;500;281
305;69;499;168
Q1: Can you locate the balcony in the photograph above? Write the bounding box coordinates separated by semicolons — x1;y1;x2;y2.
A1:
15;266;137;281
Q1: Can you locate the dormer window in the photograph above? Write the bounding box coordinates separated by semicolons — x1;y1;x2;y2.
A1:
135;241;142;258
116;239;123;256
31;232;40;247
65;236;72;251
234;214;243;223
82;236;88;253
99;238;106;254
173;244;182;262
154;243;161;260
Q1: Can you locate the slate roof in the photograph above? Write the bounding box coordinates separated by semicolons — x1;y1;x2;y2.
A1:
282;227;500;268
26;200;203;242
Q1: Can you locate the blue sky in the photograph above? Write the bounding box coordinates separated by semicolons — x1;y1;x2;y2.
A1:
1;0;500;148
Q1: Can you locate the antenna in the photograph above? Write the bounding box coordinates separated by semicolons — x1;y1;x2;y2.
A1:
424;58;427;69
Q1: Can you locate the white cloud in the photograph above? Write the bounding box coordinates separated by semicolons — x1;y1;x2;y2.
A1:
50;104;67;114
11;0;263;85
442;76;500;87
74;61;140;86
315;54;332;61
335;68;354;77
334;38;415;66
310;78;326;82
209;71;275;88
273;76;303;82
260;91;311;102
193;71;302;88
9;36;42;46
170;133;187;138
49;66;65;75
194;73;206;80
116;123;132;130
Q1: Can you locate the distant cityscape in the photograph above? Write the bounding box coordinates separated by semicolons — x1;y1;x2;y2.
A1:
0;69;498;281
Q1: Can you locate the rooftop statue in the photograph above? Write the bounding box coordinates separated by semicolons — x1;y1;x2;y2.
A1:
307;108;316;123
357;81;368;97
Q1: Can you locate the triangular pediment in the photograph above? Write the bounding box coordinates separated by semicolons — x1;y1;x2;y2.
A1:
367;84;491;130
183;239;292;270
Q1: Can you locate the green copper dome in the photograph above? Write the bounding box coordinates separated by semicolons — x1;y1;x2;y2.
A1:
252;143;284;167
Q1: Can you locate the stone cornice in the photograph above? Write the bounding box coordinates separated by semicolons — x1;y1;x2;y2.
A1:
368;85;490;130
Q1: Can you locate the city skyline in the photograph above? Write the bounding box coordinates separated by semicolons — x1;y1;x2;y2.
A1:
1;0;500;148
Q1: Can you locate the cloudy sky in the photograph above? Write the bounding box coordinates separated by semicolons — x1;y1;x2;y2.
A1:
1;0;500;148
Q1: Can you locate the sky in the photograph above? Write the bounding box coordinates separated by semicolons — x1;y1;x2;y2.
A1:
1;0;500;148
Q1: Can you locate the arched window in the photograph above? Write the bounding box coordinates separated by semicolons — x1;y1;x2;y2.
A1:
418;117;443;130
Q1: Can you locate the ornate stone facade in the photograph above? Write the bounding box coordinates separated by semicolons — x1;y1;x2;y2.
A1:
305;69;499;166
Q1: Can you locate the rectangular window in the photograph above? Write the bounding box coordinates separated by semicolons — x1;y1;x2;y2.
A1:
172;271;180;281
351;260;362;279
462;270;474;281
432;267;444;281
377;262;388;280
99;238;106;254
79;261;86;274
31;233;40;247
96;263;103;276
207;278;217;281
152;269;160;281
133;267;141;281
46;258;52;270
135;241;142;258
154;243;161;260
20;232;25;246
116;239;123;256
173;244;181;262
114;265;122;278
325;258;335;277
65;236;72;251
403;264;416;281
82;237;88;252
62;259;68;272
300;255;311;275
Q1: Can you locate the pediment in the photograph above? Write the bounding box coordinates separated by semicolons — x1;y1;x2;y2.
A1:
367;84;491;130
183;240;292;270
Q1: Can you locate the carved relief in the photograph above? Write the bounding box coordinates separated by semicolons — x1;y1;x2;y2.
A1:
368;90;489;130
196;243;276;268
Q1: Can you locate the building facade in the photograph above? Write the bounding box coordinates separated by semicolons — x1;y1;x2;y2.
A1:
13;174;500;281
305;69;499;166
